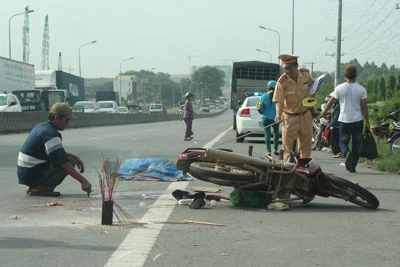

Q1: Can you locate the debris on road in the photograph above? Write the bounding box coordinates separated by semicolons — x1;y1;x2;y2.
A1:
47;201;64;207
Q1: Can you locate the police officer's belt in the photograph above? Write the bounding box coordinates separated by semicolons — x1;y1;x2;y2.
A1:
283;110;308;116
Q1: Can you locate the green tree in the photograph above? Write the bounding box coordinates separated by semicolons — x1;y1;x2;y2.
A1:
378;77;386;101
397;71;400;93
191;66;225;102
365;78;378;103
387;74;396;99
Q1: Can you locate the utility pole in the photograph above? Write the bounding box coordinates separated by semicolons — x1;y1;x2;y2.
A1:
22;6;31;63
304;62;316;77
335;0;343;87
291;0;295;54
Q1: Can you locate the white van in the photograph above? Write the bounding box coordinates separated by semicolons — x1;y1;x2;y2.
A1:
96;101;119;113
0;93;22;112
149;103;164;114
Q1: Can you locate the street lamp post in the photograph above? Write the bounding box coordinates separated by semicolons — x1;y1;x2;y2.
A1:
258;26;280;62
78;40;97;76
9;9;34;59
119;57;134;105
256;49;272;62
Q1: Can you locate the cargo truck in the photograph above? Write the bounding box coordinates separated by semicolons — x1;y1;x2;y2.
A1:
231;61;281;130
96;91;117;102
0;56;35;92
35;70;84;106
12;70;84;111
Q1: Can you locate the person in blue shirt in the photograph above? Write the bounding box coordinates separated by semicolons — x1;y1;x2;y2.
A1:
261;80;280;156
17;103;92;197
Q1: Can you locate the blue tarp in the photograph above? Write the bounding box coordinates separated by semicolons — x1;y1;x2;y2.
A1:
114;158;189;181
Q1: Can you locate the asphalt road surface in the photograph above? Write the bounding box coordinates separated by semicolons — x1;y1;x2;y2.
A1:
0;109;398;267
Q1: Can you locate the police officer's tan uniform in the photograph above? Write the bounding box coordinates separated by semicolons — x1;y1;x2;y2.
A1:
273;54;315;160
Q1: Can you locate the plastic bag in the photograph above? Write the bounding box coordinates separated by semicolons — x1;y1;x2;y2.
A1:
359;129;378;159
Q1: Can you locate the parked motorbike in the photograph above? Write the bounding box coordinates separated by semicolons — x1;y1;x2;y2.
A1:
176;145;379;209
371;110;400;153
312;116;332;150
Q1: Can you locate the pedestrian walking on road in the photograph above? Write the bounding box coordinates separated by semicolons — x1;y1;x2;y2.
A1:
181;92;196;141
17;103;92;197
322;64;370;173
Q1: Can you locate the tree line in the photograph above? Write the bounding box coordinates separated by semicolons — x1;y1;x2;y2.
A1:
86;66;225;107
314;58;400;122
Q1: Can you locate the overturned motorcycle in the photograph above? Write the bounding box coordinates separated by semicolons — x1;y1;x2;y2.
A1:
176;147;379;209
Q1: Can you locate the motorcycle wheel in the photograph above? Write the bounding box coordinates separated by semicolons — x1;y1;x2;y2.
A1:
324;174;379;209
390;135;400;154
189;162;256;182
312;120;319;145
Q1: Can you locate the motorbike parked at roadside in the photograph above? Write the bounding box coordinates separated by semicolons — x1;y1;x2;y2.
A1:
312;117;332;149
176;143;379;209
371;110;400;153
312;100;333;150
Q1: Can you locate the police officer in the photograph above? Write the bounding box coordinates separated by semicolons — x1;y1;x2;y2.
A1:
273;54;315;160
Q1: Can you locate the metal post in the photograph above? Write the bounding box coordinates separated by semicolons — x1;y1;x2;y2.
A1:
9;9;34;59
292;0;295;54
78;40;97;76
258;26;280;62
256;49;272;62
335;0;343;87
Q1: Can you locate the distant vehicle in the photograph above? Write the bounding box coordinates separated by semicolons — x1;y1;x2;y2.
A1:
235;95;264;143
208;101;216;110
96;91;117;102
72;101;98;113
0;56;35;92
12;89;70;112
149;103;164;114
47;89;69;108
126;104;142;114
35;70;84;106
117;106;129;113
0;93;22;112
231;61;281;130
12;89;46;111
96;101;119;113
201;104;210;113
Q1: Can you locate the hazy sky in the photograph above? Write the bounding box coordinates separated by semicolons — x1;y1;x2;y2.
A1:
1;0;399;78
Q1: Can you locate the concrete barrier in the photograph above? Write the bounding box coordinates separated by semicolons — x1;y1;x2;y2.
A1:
0;108;227;134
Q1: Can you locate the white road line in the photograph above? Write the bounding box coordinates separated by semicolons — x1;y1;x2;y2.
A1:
104;128;230;267
104;181;189;267
204;127;232;148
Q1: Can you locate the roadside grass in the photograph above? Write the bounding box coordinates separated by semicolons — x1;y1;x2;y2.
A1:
360;140;400;174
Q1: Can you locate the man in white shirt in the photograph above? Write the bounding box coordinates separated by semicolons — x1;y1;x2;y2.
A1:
322;64;370;173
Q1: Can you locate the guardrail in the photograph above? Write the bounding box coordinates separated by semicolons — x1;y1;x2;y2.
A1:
0;108;228;134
